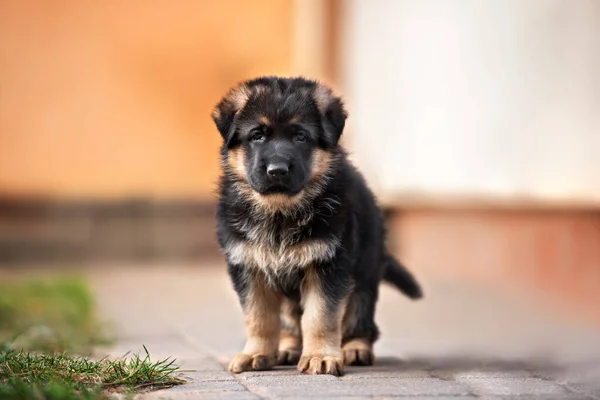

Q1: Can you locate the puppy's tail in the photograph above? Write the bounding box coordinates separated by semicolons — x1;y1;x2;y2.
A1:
382;254;423;300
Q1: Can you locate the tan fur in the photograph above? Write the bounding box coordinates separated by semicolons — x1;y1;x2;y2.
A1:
224;237;339;273
258;115;271;125
277;298;302;365
211;86;244;122
279;333;301;352
278;333;302;365
247;147;334;213
227;148;247;179
213;83;269;123
228;174;313;215
280;298;302;338
341;298;375;366
298;266;347;375
300;268;345;356
251;191;308;213
211;107;222;122
313;84;334;114
242;276;281;355
228;84;252;111
228;147;336;215
311;149;333;180
229;273;281;373
342;338;372;352
342;337;374;366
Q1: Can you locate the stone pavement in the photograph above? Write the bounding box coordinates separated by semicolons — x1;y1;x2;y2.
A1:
89;264;600;399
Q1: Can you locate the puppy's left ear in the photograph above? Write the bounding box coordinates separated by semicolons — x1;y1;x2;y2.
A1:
211;84;251;147
314;85;348;147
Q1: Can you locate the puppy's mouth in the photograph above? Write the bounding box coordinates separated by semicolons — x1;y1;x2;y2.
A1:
246;175;306;197
259;185;302;196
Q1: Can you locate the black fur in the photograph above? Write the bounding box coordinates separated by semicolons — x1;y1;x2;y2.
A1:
213;76;422;370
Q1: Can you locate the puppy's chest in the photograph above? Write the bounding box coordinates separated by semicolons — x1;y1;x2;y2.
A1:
225;216;338;272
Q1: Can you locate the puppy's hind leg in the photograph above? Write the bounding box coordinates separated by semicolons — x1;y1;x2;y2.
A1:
277;298;303;365
342;289;380;366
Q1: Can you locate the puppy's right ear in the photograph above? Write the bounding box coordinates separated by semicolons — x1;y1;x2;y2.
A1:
211;84;251;147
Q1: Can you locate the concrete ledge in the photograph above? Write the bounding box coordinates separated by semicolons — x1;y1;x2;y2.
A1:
0;197;221;264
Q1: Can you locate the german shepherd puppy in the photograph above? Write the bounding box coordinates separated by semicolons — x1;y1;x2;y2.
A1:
212;76;422;376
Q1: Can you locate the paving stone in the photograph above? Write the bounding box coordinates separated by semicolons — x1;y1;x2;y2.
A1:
137;391;260;400
165;378;246;392
235;365;432;380
342;367;432;379
438;370;534;379
280;397;374;400
178;357;227;372
488;395;594;400
536;365;600;385
241;375;472;397
565;383;600;399
92;266;600;400
459;377;570;396
177;370;235;382
369;356;433;370
230;366;300;378
375;397;476;400
239;373;338;385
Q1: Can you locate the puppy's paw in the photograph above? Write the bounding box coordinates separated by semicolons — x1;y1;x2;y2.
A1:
277;348;301;365
343;348;374;366
342;339;374;366
298;355;344;376
277;335;302;365
228;353;276;373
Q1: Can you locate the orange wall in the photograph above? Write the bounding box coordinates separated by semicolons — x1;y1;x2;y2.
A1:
390;209;600;324
0;1;293;200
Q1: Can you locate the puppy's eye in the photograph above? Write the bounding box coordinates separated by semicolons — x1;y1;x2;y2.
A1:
250;131;266;142
294;132;308;143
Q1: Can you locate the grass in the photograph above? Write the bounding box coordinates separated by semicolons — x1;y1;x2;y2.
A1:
0;344;185;399
0;276;110;354
0;276;186;399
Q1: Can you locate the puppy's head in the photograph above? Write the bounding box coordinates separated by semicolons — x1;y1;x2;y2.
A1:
212;77;346;209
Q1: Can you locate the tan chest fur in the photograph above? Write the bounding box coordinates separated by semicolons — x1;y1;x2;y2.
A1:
224;238;338;273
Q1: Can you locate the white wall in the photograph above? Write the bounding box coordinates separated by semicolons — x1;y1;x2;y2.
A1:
341;0;600;206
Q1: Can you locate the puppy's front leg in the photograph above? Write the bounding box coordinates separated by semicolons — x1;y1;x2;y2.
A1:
298;264;351;376
228;265;281;373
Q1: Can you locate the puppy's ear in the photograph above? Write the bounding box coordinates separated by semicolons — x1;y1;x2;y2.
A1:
211;84;252;147
313;84;348;147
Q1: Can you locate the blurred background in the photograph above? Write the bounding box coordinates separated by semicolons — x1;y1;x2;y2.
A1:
0;0;599;331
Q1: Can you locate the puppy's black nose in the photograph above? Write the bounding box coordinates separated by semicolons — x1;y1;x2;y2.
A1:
267;163;289;178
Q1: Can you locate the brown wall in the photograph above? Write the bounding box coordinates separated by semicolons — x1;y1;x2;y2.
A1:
0;1;294;200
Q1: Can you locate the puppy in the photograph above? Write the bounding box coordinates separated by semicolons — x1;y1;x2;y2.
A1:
212;76;422;376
